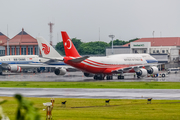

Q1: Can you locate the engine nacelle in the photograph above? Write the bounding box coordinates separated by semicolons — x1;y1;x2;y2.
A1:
84;73;94;77
10;65;22;72
136;68;147;77
54;68;66;75
147;66;159;75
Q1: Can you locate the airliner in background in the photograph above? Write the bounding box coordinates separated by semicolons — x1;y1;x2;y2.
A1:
0;55;42;75
0;37;75;76
0;55;69;75
36;32;165;80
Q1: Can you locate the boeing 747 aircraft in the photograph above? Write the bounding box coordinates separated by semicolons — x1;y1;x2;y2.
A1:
36;32;165;80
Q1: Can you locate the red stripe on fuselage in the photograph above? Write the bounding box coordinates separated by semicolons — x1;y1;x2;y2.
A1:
64;57;141;74
85;59;109;66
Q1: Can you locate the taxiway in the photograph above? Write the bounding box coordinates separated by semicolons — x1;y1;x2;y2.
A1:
0;71;180;100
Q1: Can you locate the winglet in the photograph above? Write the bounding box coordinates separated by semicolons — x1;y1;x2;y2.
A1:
36;37;63;60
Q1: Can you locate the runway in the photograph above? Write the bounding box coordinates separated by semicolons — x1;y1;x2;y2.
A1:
0;71;180;100
0;71;180;82
0;87;180;100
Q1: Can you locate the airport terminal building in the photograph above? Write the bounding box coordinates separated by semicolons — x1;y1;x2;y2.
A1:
0;28;40;56
106;37;180;69
0;32;8;56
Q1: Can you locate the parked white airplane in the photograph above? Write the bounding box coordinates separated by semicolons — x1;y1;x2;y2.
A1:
36;32;165;80
0;54;71;75
0;55;41;75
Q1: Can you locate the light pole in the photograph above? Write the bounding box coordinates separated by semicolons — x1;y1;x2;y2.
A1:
7;25;9;55
109;35;115;54
7;37;9;55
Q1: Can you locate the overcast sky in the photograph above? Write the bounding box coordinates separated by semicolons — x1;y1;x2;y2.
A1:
0;0;180;45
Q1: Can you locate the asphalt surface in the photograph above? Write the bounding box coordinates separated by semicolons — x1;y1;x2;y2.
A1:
0;71;179;82
0;88;180;100
0;71;180;100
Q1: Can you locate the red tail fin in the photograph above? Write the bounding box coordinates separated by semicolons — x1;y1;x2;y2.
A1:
61;31;81;57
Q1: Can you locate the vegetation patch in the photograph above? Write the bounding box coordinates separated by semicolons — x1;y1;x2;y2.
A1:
1;96;180;120
0;81;180;89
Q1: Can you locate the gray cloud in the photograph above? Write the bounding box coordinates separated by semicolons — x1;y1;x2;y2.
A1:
0;0;179;44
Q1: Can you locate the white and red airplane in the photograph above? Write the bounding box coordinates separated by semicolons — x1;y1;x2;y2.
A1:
37;31;165;80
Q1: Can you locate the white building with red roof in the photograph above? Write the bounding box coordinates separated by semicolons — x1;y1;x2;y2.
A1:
106;37;180;65
3;28;40;55
123;37;180;55
0;32;9;56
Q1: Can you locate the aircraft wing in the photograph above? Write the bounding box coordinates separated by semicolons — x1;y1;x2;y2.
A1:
42;64;79;72
111;66;134;73
110;64;157;73
18;63;77;70
17;63;45;69
0;63;42;72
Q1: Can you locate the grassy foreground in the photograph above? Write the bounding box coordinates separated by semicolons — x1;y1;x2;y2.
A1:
1;96;180;120
0;81;180;89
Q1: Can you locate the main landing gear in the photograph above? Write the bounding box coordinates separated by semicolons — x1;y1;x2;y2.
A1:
93;74;125;80
106;75;113;80
117;75;124;79
94;74;104;80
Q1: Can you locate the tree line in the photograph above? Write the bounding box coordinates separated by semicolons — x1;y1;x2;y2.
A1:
55;38;139;55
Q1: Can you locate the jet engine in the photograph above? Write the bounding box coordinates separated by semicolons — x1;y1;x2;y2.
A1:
136;68;147;77
84;73;94;77
10;65;22;72
54;68;66;75
147;66;158;75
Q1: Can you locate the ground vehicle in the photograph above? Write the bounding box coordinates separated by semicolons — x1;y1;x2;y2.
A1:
167;68;179;74
158;73;166;77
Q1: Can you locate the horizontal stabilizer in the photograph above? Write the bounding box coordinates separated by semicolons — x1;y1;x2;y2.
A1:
69;56;89;63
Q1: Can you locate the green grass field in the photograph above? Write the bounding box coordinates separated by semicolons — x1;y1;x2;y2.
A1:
1;97;180;120
0;81;180;89
1;81;180;119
